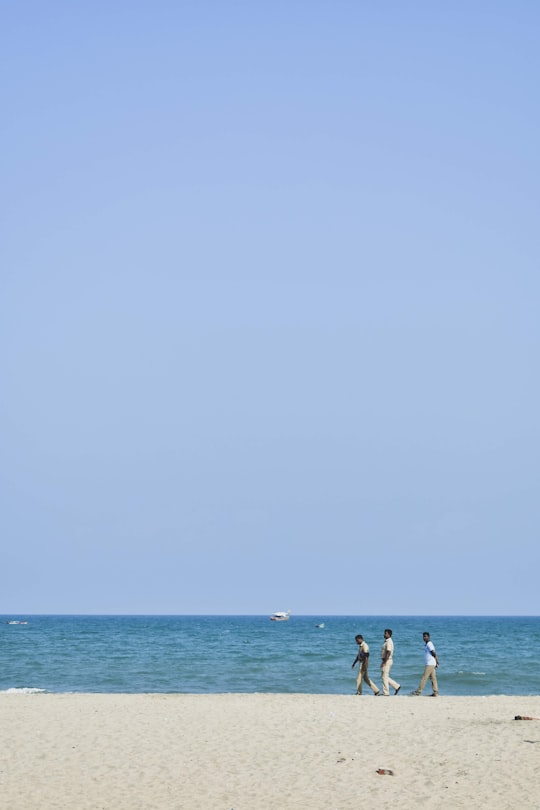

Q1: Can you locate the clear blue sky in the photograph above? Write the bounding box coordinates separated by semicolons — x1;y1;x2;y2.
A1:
2;1;539;615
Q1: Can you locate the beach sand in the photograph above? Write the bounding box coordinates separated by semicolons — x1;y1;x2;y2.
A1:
1;693;539;809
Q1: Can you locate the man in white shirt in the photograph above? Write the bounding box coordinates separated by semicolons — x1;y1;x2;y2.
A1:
411;632;440;696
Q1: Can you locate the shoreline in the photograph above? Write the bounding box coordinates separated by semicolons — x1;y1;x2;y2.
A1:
2;687;540;697
1;693;539;808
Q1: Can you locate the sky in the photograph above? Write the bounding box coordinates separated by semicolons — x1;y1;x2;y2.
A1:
2;1;539;615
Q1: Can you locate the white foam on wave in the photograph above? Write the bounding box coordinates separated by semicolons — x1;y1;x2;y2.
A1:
1;687;48;694
456;671;487;676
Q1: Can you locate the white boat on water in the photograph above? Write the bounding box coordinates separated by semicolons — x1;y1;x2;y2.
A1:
270;611;290;621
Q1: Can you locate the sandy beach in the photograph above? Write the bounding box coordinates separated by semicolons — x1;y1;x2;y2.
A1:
1;693;539;809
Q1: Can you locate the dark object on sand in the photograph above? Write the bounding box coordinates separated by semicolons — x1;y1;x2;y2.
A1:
376;768;394;775
514;715;540;720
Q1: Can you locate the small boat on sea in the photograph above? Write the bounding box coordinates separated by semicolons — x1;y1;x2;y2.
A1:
6;621;28;625
270;611;290;621
315;623;325;629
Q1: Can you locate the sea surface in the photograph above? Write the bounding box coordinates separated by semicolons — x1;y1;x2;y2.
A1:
1;615;538;696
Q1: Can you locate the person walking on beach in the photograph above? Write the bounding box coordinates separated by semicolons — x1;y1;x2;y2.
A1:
411;632;439;696
380;628;401;696
352;634;381;695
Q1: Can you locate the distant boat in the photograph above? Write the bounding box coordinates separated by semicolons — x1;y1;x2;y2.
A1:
6;621;28;625
270;611;290;621
315;623;325;629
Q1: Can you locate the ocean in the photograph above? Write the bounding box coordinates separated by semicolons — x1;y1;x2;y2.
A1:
1;615;538;696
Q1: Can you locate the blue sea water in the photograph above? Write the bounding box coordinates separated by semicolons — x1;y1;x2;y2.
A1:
1;615;538;696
